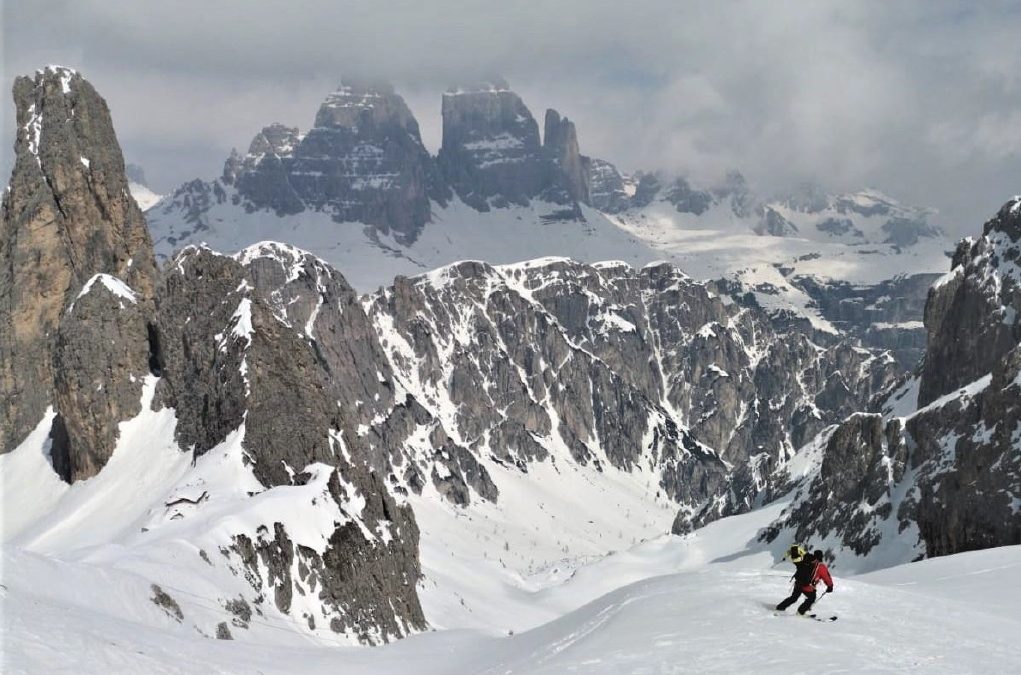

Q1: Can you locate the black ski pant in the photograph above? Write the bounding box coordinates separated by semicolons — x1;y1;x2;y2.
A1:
776;588;816;614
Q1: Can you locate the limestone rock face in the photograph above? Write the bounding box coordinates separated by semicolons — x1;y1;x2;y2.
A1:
542;109;589;205
919;200;1021;405
0;66;157;453
50;275;152;481
755;206;799;236
664;177;714;216
365;258;899;520
222;83;446;242
794;273;940;369
437;80;547;210
154;243;428;640
228;123;305;216
585;158;630;213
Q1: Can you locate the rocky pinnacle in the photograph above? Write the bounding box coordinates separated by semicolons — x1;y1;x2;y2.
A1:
1;66;157;454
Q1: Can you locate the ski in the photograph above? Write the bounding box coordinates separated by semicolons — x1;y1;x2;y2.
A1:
771;612;837;622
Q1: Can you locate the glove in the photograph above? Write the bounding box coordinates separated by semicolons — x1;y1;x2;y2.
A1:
826;586;834;593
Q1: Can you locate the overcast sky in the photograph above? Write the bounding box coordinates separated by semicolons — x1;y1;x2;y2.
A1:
4;0;1021;234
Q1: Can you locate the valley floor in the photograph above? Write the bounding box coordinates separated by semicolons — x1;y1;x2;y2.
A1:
4;498;1019;674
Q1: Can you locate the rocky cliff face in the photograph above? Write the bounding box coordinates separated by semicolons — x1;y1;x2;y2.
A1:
0;66;157;456
50;274;153;481
364;258;899;524
436;80;547;210
761;198;1021;564
919;200;1021;405
221;83;446;242
543;109;589;205
153;243;427;640
586;158;631;213
792;273;940;369
2;69;427;643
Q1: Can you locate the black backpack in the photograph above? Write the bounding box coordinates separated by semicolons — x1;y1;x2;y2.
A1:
793;559;816;587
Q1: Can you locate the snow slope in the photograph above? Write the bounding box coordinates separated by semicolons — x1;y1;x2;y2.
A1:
0;378;397;650
3;392;1018;673
5;478;1020;673
129;181;163;211
146;188;951;337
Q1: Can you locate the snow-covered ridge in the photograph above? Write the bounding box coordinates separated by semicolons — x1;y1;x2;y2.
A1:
68;273;138;312
233;240;333;276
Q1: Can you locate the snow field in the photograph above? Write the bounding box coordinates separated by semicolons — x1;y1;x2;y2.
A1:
5;486;1020;673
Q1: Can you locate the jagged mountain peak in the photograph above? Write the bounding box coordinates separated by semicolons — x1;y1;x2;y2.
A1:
34;64;80;91
248;122;302;155
989;195;1021;240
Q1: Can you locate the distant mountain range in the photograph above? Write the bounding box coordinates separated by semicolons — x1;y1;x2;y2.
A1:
144;78;950;289
141;78;952;372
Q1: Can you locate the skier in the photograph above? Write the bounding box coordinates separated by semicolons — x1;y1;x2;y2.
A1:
776;548;833;615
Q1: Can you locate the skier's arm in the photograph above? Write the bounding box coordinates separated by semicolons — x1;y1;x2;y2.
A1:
818;564;834;591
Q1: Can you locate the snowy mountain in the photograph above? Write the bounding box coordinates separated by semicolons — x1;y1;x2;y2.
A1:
751;198;1021;566
145;79;951;290
145;78;952;371
3;66;1018;674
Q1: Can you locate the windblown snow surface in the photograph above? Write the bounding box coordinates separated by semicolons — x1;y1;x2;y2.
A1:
3;378;1019;673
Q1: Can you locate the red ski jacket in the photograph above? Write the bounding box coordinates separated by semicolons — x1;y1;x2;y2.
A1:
802;561;834;593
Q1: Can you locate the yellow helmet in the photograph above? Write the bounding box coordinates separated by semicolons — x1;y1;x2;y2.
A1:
786;544;808;562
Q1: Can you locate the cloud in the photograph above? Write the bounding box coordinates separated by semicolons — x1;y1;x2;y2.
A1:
3;0;1020;234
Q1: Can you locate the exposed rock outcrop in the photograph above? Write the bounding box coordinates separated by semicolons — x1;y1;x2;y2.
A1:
437;79;547;210
756;206;799;236
0;65;157;456
50;275;152;481
542;109;589;205
221;83;447;242
585;158;630;213
154;242;428;640
919;200;1021;405
365;258;899;520
793;273;940;368
762;198;1021;562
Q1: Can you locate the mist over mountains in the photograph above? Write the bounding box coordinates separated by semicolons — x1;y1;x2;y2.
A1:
5;2;1021;237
